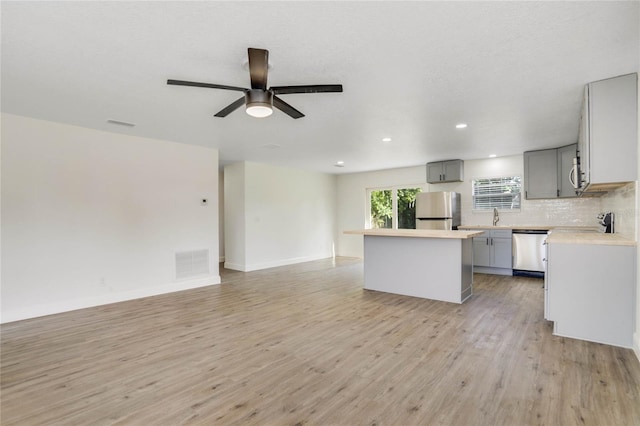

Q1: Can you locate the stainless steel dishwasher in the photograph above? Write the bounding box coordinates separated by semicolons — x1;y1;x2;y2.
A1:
512;230;548;278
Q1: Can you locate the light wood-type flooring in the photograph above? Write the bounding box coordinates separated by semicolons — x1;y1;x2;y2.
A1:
2;257;640;425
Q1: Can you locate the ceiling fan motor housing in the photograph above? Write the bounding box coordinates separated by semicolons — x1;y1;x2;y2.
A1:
246;89;273;107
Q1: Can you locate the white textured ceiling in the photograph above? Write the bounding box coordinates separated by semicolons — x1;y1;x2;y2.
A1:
1;1;638;174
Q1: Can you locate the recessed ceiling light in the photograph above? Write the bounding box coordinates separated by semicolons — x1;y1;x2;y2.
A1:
335;161;345;167
382;137;392;142
455;123;467;129
489;154;497;158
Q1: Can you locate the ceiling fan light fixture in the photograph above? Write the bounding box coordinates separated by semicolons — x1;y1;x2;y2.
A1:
246;104;273;118
245;89;273;118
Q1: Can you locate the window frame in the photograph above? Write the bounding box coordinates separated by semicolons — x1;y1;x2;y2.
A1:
366;184;425;229
471;175;522;212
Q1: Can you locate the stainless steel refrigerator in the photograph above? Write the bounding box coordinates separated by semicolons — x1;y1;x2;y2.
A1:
415;192;461;230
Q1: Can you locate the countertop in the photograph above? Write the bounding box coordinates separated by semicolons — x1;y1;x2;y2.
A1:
344;227;636;245
460;224;635;246
545;232;637;246
459;225;600;231
344;229;483;239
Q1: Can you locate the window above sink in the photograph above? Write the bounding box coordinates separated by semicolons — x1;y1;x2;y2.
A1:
472;176;522;211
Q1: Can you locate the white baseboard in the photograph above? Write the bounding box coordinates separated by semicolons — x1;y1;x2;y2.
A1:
223;261;247;271
474;266;513;276
1;275;221;324
224;254;333;272
634;331;640;363
219;256;225;263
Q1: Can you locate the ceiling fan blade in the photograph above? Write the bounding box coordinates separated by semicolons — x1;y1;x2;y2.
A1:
214;97;246;117
167;79;246;92
248;48;269;90
273;96;304;119
270;84;343;95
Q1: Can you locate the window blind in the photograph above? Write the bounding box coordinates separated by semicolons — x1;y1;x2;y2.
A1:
472;177;521;210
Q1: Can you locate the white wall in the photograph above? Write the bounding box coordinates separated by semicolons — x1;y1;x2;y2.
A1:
224;161;336;272
223;162;246;269
1;114;220;323
336;154;605;257
636;77;640;361
218;170;225;262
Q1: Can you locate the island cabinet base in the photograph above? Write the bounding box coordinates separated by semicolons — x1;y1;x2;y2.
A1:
363;235;473;303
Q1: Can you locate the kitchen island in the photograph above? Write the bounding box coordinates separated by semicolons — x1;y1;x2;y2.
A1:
344;229;483;303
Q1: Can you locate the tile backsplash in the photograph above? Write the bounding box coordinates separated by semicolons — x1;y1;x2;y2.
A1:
462;182;637;234
601;182;636;238
463;196;602;228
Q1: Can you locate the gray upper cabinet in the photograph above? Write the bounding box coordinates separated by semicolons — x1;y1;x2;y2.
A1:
426;160;464;183
524;144;578;199
527;74;638;198
524;149;559;199
578;73;638;193
427;162;444;183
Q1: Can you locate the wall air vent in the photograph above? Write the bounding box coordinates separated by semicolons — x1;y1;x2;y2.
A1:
175;249;210;280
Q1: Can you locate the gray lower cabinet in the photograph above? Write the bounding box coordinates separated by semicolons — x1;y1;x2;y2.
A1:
470;229;512;274
472;236;492;266
491;237;513;269
546;242;636;348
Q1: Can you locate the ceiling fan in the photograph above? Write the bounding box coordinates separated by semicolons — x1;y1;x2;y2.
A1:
167;48;343;119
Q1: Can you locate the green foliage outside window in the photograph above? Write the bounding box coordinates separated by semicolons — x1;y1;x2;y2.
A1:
397;188;421;229
370;190;392;228
370;187;421;229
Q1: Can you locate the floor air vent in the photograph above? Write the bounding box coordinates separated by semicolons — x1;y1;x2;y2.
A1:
175;249;210;280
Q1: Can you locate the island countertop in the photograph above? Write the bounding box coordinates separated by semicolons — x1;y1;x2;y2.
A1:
344;229;483;239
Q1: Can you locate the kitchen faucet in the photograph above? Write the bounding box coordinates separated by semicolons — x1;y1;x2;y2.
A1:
493;208;499;226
